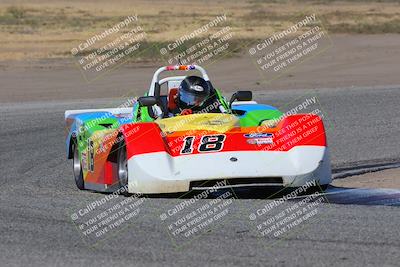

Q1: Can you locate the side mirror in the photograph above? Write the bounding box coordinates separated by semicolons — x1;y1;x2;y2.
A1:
229;91;252;107
138;96;157;107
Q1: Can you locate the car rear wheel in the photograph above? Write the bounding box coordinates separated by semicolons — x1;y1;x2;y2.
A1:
117;140;129;194
72;141;85;190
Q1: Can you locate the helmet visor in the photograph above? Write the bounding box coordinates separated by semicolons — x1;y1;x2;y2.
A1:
179;89;208;107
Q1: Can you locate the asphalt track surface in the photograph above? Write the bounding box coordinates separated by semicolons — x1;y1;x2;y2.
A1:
1;86;400;266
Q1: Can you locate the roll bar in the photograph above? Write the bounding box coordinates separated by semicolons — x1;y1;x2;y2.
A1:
148;65;210;96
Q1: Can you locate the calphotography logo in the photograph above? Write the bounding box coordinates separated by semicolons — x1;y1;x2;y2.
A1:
158;13;235;66
158;181;236;248
71;15;148;82
247;12;332;83
68;191;147;245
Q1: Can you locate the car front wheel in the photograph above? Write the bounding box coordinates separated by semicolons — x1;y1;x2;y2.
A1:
117;140;129;194
72;141;85;190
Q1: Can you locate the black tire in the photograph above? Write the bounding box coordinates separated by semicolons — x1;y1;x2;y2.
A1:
72;141;85;190
117;140;129;195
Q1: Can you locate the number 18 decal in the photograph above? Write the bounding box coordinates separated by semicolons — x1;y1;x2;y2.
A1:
180;134;226;154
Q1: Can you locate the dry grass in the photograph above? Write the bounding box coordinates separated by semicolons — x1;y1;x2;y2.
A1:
0;0;399;61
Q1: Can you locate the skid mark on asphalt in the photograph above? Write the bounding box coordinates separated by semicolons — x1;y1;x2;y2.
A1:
320;186;400;206
213;186;400;206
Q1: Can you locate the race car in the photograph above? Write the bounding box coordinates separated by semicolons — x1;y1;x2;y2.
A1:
65;64;331;194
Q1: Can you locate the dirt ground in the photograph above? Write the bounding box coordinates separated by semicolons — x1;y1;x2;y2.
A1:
1;34;400;103
1;0;400;61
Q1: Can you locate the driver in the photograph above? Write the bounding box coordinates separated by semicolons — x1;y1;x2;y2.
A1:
169;76;221;116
